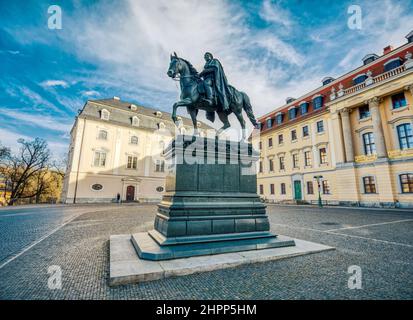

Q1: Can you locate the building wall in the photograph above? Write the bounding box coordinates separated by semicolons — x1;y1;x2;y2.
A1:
256;53;413;208
61;101;207;204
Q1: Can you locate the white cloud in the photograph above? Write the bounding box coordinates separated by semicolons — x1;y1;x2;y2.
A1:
41;80;69;88
62;0;310;129
0;108;72;133
259;0;294;29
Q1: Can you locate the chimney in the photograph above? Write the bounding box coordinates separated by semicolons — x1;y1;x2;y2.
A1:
383;45;393;55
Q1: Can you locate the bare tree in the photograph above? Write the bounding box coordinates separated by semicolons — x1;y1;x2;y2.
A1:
0;138;51;205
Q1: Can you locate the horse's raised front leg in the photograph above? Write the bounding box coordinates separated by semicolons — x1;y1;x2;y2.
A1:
171;99;192;123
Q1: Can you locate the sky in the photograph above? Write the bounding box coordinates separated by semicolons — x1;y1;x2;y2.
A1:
1;0;413;159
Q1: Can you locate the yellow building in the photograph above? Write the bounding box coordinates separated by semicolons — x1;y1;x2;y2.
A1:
256;34;413;208
61;97;211;203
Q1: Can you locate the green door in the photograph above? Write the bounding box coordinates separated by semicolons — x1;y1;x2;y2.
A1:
294;180;302;200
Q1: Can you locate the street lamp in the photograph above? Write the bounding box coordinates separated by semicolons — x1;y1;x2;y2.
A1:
313;175;323;208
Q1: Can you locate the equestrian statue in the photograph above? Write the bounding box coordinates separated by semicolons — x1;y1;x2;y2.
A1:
167;52;258;139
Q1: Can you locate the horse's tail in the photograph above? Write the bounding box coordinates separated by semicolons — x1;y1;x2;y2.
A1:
241;92;258;127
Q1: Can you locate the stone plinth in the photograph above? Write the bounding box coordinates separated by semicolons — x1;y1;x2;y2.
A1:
132;135;295;260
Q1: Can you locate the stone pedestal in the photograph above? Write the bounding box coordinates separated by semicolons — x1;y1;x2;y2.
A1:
132;135;295;260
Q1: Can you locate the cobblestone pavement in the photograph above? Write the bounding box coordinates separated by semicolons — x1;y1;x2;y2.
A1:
0;204;412;299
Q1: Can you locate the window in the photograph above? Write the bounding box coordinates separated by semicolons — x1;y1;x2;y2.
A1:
259;184;264;195
280;183;286;195
93;151;106;167
291;130;297;141
304;151;312;167
307;181;314;194
98;130;107;140
362;132;376;155
127;156;138;169
300;102;309;115
132;116;140;127
100;109;110;120
270;184;275;195
322;180;330;194
292;154;299;168
259;141;262;150
397;124;413;149
279;156;285;170
384;58;402;72
316;120;324;133
312;95;324;110
359;105;370;119
399;174;413;193
268;137;273;147
278;134;284;144
319;148;327;164
266;118;273;128
269;159;274;172
288;108;297;120
353;74;367;85
276;113;283;125
391;92;407;109
259;161;263;173
302;125;309;137
363;176;376;193
155;160;165;172
130;136;139;145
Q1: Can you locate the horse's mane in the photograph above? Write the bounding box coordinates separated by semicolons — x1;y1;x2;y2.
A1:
179;58;200;77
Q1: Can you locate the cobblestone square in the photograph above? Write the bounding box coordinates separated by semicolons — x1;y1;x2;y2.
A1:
0;204;412;299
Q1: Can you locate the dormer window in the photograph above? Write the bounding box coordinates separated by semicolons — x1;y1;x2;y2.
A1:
299;101;309;115
130;104;137;111
406;30;413;43
131;116;140;127
286;97;296;104
322;77;334;86
353;74;367;85
155;111;163;118
383;57;403;72
288;107;298;120
266;118;273;128
100;109;110;120
275;112;283;125
362;54;379;65
312;95;324;110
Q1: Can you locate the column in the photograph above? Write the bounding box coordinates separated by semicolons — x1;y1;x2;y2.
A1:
405;84;413;98
368;97;387;158
339;108;354;162
330;111;345;164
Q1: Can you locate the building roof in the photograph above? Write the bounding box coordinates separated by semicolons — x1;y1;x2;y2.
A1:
77;98;213;132
258;39;413;133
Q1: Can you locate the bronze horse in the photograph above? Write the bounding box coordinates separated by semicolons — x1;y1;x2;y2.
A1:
167;53;258;138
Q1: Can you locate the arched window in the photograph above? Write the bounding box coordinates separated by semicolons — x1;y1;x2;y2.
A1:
180;127;186;134
131;116;140;127
101;109;110;120
158;122;166;130
130;135;139;145
98;129;108;140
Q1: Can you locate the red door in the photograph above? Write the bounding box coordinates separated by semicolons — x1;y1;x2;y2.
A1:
126;185;135;201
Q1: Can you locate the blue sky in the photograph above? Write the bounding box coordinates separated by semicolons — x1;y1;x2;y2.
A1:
1;0;413;158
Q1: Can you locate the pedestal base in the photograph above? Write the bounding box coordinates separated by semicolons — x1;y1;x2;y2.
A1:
131;231;295;261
